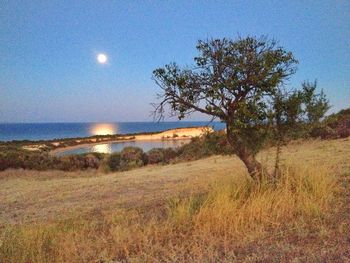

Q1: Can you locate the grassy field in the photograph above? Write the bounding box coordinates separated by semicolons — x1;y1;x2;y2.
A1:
0;138;350;262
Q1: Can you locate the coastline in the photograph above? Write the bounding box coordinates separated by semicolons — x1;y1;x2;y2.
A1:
50;136;191;155
43;126;213;155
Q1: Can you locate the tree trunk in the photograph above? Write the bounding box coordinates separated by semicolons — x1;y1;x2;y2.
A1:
226;125;263;182
235;143;263;182
274;139;282;178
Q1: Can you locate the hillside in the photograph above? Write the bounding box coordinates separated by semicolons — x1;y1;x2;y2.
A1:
1;138;350;262
313;108;350;139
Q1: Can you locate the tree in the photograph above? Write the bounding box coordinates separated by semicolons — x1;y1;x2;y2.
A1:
271;82;330;176
152;36;298;181
302;80;330;125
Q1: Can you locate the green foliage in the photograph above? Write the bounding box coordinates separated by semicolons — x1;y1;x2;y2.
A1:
177;132;232;161
302;80;330;124
153;36;300;178
147;148;165;164
310;108;350;139
161;148;178;163
119;147;147;170
153;36;297;125
270;80;331;144
2;108;347;175
107;152;121;171
0;150;104;171
0;132;236;172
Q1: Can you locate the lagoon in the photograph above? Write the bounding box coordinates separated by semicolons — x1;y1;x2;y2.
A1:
55;139;191;156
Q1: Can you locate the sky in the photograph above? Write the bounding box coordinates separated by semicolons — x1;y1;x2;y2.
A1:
0;0;349;123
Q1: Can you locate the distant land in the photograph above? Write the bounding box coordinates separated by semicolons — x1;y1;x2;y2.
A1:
0;121;225;142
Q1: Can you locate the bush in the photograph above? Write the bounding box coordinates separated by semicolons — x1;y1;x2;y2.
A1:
310;126;336;139
0;150;54;171
176;137;204;161
310;108;350;139
0;131;234;172
107;152;121;171
162;148;178;163
147;148;164;164
339;125;350;138
201;131;233;155
0;150;104;172
176;132;232;161
120;147;147;170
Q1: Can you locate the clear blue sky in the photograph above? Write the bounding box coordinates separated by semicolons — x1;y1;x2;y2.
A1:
0;0;349;122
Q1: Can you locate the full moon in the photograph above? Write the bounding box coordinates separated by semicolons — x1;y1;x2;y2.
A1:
97;53;108;64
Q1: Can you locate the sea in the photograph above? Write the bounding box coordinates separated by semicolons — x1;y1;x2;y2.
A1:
0;122;225;142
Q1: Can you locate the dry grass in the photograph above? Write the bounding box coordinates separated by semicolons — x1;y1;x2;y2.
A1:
0;138;349;262
0;156;243;224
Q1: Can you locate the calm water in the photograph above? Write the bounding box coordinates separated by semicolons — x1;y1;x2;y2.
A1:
0;122;225;141
56;139;191;156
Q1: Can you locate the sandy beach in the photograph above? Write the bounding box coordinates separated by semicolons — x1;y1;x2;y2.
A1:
48;126;213;155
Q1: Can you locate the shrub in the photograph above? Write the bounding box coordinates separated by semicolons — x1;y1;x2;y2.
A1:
176;137;204;161
107;152;121;171
310;126;337;139
85;153;104;168
162;148;178;163
59;155;86;170
120;147;147;170
201;131;233;155
0;150;105;172
0;131;234;172
339;125;350;138
147;148;164;164
176;132;232;161
310;108;350;139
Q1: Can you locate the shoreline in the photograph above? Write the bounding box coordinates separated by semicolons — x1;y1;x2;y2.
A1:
50;136;192;155
43;126;213;155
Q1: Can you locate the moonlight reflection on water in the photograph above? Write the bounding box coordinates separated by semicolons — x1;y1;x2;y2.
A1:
56;139;191;156
90;123;117;136
91;143;112;153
